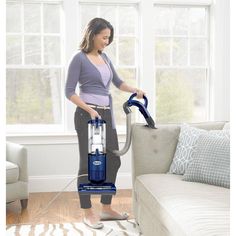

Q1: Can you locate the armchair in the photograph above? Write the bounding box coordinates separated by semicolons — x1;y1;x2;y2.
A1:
6;142;28;209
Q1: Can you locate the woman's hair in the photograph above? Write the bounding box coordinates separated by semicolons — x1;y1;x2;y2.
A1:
80;18;114;54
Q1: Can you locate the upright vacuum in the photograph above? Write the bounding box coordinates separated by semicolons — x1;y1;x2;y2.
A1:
78;118;116;195
78;93;156;195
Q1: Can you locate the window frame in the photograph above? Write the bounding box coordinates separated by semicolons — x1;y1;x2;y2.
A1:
6;0;65;134
154;4;210;122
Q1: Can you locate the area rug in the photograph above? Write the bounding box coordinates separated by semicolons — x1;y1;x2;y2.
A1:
6;219;143;236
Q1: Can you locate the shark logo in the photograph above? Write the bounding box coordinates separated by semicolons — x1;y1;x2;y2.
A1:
93;160;102;165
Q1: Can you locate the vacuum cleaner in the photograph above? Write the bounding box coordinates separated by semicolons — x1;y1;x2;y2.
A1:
78;118;116;195
78;93;156;195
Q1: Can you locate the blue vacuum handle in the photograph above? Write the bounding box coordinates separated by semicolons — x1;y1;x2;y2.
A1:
88;117;106;128
123;93;156;129
128;93;148;108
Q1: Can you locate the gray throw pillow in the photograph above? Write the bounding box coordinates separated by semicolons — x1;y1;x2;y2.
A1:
182;133;230;188
168;123;207;174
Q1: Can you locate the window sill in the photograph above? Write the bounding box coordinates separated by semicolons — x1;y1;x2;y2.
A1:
6;132;127;145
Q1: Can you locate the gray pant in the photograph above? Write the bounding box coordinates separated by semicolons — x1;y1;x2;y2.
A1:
74;106;121;209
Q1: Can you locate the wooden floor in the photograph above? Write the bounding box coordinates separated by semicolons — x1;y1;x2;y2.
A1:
6;190;133;225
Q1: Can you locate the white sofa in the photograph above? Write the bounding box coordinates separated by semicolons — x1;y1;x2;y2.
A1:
131;122;229;236
6;142;28;209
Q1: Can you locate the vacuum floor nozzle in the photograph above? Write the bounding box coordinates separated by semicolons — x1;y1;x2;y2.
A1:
79;183;116;195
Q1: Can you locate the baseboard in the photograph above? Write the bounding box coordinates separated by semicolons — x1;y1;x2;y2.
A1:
29;173;132;192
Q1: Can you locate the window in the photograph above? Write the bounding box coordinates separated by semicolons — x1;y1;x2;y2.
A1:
6;1;64;131
154;5;209;123
78;3;138;128
6;0;227;135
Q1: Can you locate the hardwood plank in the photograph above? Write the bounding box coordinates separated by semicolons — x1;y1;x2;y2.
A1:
6;190;133;225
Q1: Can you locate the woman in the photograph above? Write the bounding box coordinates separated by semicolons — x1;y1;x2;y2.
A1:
65;18;145;229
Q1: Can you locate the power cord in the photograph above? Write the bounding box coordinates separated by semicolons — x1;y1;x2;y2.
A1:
7;174;88;227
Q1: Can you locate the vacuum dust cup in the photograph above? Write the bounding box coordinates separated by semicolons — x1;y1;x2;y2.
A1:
78;118;116;195
88;119;106;184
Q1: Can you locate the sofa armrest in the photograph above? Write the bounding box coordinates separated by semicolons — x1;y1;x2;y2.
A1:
6;142;28;182
131;123;179;183
131;122;226;183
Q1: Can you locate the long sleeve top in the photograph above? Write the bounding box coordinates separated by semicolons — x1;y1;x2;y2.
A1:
65;51;124;128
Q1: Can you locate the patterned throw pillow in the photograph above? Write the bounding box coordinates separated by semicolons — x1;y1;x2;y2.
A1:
168;124;207;175
169;124;229;175
182;133;230;188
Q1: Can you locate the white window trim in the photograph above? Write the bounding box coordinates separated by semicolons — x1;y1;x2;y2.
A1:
6;0;230;141
154;0;212;5
209;0;230;121
7;0;63;3
78;0;140;3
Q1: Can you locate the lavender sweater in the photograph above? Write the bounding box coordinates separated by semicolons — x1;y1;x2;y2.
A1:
65;51;124;128
80;63;111;106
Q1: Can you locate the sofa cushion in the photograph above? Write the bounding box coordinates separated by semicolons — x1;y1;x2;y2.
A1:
6;161;19;184
169;123;207;174
135;174;229;236
183;133;230;188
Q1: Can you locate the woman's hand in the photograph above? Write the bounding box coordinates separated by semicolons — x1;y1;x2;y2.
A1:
135;88;146;99
89;109;101;119
119;83;146;99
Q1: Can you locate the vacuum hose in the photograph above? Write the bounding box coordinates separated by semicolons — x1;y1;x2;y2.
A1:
113;93;156;156
113;106;132;156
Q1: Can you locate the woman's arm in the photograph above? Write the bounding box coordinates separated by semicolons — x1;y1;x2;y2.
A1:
119;82;145;99
65;54;100;119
